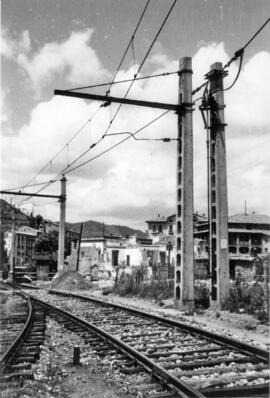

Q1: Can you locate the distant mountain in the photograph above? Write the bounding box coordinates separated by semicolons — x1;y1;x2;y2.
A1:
66;220;147;239
0;199;29;232
0;198;146;239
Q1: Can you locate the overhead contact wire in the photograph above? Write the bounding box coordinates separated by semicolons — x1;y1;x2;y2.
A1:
102;0;178;139
65;110;171;175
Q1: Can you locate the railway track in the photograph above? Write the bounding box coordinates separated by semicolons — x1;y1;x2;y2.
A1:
0;283;46;395
2;283;269;397
2;284;202;397
28;288;269;398
0;290;28;357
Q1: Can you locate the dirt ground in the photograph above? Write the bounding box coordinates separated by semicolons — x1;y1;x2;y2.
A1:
15;281;268;397
6;318;135;398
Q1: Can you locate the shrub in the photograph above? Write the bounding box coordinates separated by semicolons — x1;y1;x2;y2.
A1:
194;282;210;308
113;267;174;300
224;281;268;321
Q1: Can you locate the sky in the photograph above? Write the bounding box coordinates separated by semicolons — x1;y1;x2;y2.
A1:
1;0;270;231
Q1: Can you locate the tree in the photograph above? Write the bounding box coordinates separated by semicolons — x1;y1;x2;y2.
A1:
0;231;8;270
34;230;58;253
34;230;72;256
28;213;43;229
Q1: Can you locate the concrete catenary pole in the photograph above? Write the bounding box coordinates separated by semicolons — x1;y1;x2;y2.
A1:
57;175;66;274
208;62;229;309
174;57;194;312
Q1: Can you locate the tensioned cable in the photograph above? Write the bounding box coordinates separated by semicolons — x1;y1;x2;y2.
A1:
192;17;270;96
50;0;179;176
64;110;171;175
14;105;103;206
23;104;103;189
66;71;179;92
17;109;172;199
1;181;54;192
106;0;151;96
15;1;152;201
106;131;178;142
219;50;244;92
102;0;178;140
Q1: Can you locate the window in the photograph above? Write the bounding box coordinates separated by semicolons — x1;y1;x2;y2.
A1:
126;255;130;266
159;225;163;233
169;225;173;235
112;250;119;266
229;246;237;254
229;234;237;245
239;234;249;246
153;225;156;233
239;246;249;254
251;235;261;245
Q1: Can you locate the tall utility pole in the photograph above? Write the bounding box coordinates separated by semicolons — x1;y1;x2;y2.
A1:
76;223;84;272
58;175;66;274
54;64;195;311
175;57;194;312
207;62;229;309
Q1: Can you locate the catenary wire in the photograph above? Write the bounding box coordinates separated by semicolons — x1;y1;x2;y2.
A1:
102;0;178;140
106;0;151;96
1;181;54;192
14;10;268;205
14;104;103;206
51;0;179;177
23;104;103;189
64;110;171;175
15;1;151;201
66;71;179;92
192;17;270;96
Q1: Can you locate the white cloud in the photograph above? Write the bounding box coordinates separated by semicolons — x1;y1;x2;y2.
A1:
1;88;9;122
227;51;270;128
2;40;269;228
193;42;229;88
17;29;109;90
1;29;31;58
1;30;15;58
2;28;110;94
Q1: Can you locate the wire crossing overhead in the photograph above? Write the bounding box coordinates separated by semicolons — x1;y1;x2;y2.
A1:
66;71;179;92
192;17;270;97
63;110;171;175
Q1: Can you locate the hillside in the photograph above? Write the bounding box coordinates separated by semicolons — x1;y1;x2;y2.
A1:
0;199;146;239
0;199;29;232
67;220;147;239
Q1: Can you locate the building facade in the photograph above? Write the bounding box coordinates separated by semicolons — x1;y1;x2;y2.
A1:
194;213;270;280
68;233;175;280
4;226;39;267
145;212;270;280
40;220;80;242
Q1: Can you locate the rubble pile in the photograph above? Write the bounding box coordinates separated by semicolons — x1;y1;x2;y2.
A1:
50;271;92;291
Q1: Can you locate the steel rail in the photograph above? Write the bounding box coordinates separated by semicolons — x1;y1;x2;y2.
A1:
31;295;205;398
0;285;33;373
48;289;269;362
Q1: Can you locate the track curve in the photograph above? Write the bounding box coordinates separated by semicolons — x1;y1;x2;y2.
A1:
28;288;270;398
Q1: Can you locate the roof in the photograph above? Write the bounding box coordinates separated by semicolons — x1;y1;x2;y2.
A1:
16;226;39;236
229;214;270;224
229;228;270;236
157;235;175;245
81;234;123;242
146;216;167;223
